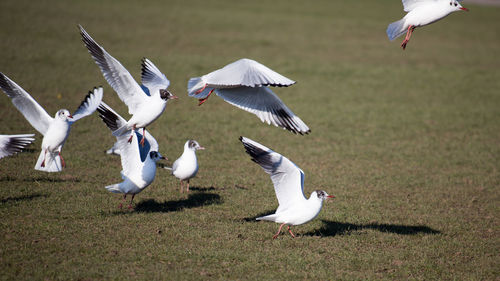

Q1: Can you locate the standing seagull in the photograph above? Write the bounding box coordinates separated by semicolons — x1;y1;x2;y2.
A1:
164;140;204;193
240;136;334;239
0;134;35;159
387;0;469;49
79;25;177;145
188;58;310;135
97;102;165;209
0;72;102;172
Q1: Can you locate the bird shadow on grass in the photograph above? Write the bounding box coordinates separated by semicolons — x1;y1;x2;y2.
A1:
0;175;80;183
132;192;223;213
188;186;217;192
303;220;441;237
0;193;48;205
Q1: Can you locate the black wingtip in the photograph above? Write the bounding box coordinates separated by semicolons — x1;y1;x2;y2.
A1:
239;136;243;142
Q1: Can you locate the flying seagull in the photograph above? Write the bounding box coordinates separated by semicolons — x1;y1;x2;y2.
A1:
79;24;177;146
240;136;334;239
0;72;102;172
0;134;35;159
97;101;165;209
188;58;310;135
387;0;469;49
164;140;204;193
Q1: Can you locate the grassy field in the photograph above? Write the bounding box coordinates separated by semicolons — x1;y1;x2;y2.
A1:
0;0;499;279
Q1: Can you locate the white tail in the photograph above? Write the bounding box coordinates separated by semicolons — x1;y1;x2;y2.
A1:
256;214;278;221
187;77;212;98
386;19;407;41
105;184;122;193
34;150;62;172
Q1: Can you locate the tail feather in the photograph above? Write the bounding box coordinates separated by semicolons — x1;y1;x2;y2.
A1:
35;151;62;172
111;124;130;137
105;184;122;193
387;19;407;41
256;214;278;221
187;77;212;98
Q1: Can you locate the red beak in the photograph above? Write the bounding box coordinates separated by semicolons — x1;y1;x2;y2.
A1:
327;195;335;198
68;114;74;119
460;7;469;11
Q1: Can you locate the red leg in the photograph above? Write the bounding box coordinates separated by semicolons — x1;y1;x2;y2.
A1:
128;194;135;210
180;180;184;193
401;25;414;50
195;83;207;95
128;125;136;144
198;89;215;106
139;128;146;147
186;180;190;192
287;225;296;238
59;152;66;168
273;223;286;239
40;149;47;167
118;194;126;209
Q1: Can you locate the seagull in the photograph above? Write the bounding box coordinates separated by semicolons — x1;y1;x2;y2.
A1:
387;0;469;49
97;101;165;209
0;72;103;172
0;134;35;159
239;136;334;239
188;58;310;135
79;25;177;146
164;140;204;193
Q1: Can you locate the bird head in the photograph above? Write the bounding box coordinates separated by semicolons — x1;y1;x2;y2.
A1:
56;109;73;121
315;190;335;201
160;89;178;101
149;151;167;162
448;1;469;12
188;140;205;151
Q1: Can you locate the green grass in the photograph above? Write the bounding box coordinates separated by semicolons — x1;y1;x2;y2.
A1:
0;0;499;279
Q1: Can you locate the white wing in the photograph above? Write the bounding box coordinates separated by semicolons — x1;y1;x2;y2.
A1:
0;72;53;135
141;58;170;96
188;58;295;96
97;102;158;153
240;136;306;212
79;25;147;115
0;134;35;159
402;0;436;12
71;86;103;123
115;130;147;177
216;87;310;135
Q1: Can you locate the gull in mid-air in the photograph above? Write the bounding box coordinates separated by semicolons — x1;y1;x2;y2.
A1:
188;58;310;135
0;72;102;172
387;0;469;49
79;25;177;146
97;101;165;209
0;134;35;159
164;140;204;193
240;136;334;239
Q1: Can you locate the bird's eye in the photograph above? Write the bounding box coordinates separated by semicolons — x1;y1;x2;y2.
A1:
454;2;457;6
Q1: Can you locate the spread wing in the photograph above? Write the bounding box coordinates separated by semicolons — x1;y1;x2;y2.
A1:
0;134;35;159
402;0;436;12
202;58;296;88
97;101;158;156
240;136;306;212
0;72;53;135
141;58;170;96
216;86;310;135
71;86;103;123
79;25;147;115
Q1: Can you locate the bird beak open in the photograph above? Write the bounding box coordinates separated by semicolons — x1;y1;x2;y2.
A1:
460;7;469;11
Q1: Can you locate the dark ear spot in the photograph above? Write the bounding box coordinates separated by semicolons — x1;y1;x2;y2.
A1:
160;89;170;100
149;151;157;158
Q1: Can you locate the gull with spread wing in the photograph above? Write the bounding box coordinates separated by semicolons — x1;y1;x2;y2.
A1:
240;136;334;239
79;25;177;146
387;0;469;50
0;72;102;172
97;101;165;209
188;58;310;135
0;134;35;159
